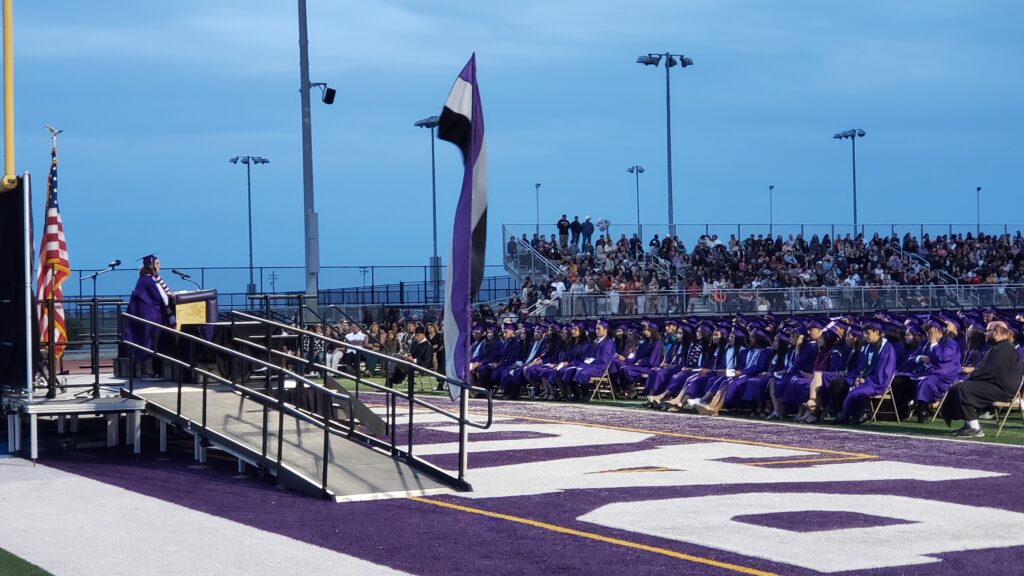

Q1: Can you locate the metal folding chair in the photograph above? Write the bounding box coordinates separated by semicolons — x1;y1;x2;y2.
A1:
992;376;1024;438
589;368;616;401
869;375;901;425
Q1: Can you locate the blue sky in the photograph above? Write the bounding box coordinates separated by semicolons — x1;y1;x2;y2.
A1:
10;0;1024;293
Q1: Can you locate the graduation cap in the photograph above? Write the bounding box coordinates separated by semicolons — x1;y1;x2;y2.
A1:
646;321;660;332
501;321;516;331
905;324;925;337
664;319;679;327
730;326;748;339
750;327;769;341
138;253;159;267
848;326;865;338
861;320;883;333
804;318;825;331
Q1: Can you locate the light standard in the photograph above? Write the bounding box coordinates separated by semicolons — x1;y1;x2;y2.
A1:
833;129;866;234
229;155;270;294
636;52;693;237
768;185;775;238
296;0;336;318
976;186;982;236
535;183;541;237
627;165;645;235
414;115;441;303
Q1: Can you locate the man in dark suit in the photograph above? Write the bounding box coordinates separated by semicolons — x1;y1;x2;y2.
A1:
387;326;434;387
942;321;1023;438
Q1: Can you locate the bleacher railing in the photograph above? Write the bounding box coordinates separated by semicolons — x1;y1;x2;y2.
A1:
528;283;1024;319
503;222;1024;252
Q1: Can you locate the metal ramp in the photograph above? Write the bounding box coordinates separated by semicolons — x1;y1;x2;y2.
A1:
121;311;493;502
133;382;450;502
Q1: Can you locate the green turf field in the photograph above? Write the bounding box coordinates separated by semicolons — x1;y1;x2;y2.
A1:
0;548;52;576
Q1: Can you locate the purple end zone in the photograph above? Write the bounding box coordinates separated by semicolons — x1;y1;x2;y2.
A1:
43;399;1024;576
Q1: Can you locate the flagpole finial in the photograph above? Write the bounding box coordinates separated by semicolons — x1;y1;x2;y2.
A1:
44;125;63;149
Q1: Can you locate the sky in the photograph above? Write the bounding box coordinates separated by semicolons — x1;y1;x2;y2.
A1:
8;0;1024;294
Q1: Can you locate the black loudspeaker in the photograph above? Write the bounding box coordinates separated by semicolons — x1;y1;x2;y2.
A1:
0;176;36;388
322;87;336;105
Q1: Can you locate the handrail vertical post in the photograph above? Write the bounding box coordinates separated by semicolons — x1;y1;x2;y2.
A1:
321;389;330;497
276;371;286;475
407;368;415;457
458;386;467;481
194;340;206;432
90;297;100;397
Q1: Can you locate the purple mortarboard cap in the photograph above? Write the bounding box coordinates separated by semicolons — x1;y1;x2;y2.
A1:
848;326;864;338
139;253;158;266
677;323;694;336
664;319;679;327
751;327;768;340
939;311;963;332
906;324;924;337
616;323;630;332
596;319;610;330
502;321;516;331
805;319;825;331
647;321;659;332
731;326;748;339
862;320;883;333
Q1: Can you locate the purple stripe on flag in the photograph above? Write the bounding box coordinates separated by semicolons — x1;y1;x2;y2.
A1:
440;54;486;399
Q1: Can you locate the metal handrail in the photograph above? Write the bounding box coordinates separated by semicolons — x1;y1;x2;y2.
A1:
230;310;494;483
121;312;355;497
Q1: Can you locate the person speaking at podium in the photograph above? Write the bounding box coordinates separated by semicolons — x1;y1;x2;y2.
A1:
124;253;177;378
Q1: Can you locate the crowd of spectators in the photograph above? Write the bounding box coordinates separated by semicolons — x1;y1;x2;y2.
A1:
505;221;1024;316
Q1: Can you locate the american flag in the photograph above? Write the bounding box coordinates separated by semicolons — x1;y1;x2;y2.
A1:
36;145;70;359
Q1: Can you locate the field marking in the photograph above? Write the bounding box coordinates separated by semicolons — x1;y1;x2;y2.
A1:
409;496;781;576
362;397;880;464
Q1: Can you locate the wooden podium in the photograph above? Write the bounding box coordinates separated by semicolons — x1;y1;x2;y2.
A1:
174;289;219;329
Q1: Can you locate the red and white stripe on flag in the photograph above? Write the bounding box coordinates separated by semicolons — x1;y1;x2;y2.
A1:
35;147;70;359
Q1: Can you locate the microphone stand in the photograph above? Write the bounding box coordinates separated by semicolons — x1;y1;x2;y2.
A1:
81;265;118;397
174;272;202;291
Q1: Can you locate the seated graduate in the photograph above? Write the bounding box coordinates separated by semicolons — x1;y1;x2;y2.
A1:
782;327;846;422
501;323;548;400
695;326;771;416
829;319;896;424
388;325;435;385
569;319;616;400
614;321;663;398
941;320;1024;438
681;324;747;411
905;317;961;423
658;321;718;411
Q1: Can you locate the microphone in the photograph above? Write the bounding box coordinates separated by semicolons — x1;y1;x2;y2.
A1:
171;269;191;279
109;259;121;269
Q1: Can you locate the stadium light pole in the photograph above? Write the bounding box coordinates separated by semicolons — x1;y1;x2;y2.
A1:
636;52;693;238
833;129;866;235
230;156;269;295
976;186;982;236
296;0;336;319
535;182;541;237
627;165;645;235
415;115;441;303
768;185;775;238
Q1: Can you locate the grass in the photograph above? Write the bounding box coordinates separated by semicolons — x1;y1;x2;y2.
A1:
0;548;53;576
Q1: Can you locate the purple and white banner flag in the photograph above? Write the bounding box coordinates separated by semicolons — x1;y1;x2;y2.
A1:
439;54;487;400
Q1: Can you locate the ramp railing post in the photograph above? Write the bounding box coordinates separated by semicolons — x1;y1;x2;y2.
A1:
407;368;415;457
321;389;330;497
90;297;100;397
276;371;285;474
458;385;467;482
